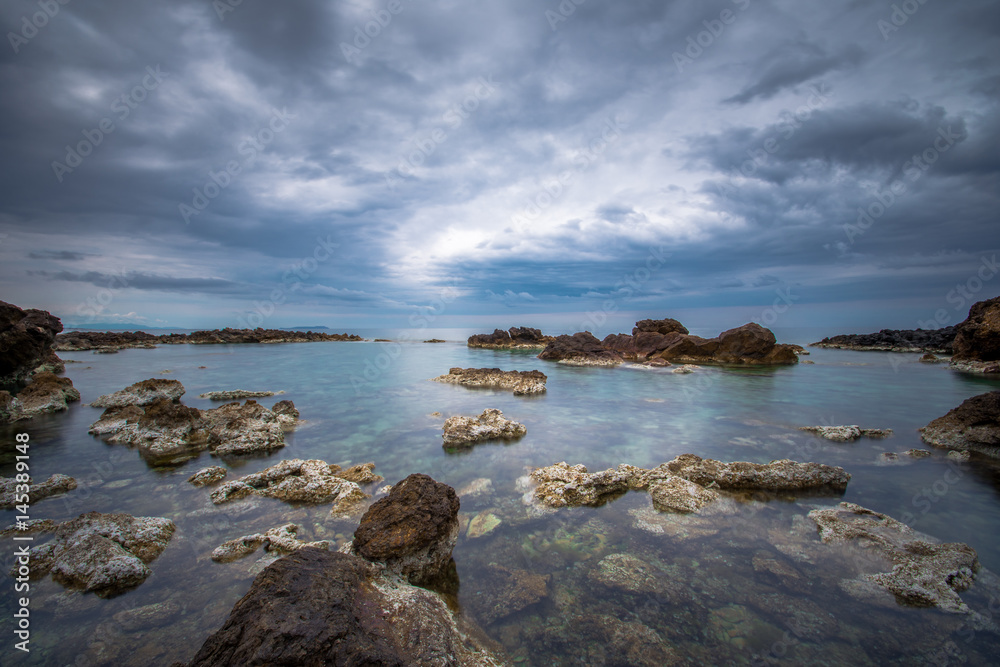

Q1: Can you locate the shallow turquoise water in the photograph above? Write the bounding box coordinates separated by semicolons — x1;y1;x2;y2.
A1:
1;334;999;665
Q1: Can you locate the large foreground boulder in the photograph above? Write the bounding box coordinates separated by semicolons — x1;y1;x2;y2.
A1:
431;367;547;396
920;391;1000;458
186;548;507;666
538;332;623;366
0;300;62;391
952;297;1000;371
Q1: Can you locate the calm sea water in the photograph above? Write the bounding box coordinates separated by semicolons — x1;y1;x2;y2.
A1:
2;331;999;665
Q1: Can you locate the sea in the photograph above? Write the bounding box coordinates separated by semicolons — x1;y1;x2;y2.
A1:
1;327;999;665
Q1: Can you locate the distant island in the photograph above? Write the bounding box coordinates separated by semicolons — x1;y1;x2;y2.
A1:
55;327;364;351
810;327;956;353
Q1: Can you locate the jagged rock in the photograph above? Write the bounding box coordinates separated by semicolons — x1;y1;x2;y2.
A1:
799;425;893;441
0;474;77;509
201;399;293;455
431;367;547;396
211;459;370;517
89;398;209;466
351;474;459;585
953;296;1000;363
604;320;797;366
211;523;331;563
186;549;507;667
660;453;851;491
91;379;186;408
56;328;364;351
199;390;275;400
648;476;719;513
538;332;623;366
331;462;384;485
457;478;493;500
467;564;549;624
33;350;65;375
811;327;956;353
633;318;689;336
468;326;552;349
442;409;526;449
671;364;699;374
920;391;1000;458
0;372;80;423
526;462;636;508
809;502;979;614
9;511;174;597
188;466;227;487
0;300;62;391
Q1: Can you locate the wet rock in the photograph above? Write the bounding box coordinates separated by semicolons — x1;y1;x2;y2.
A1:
1;372;80;423
589;553;678;597
431;367;547;396
671;364;699;374
442;408;527;449
659;453;851;491
809;502;979;614
467;511;502;538
920;391;1000;458
526;462;634;508
351;473;459;585
198;390;275;400
952;296;1000;363
468;326;552;349
188;466;227;487
468;564;549;624
271;399;299;425
628;507;720;540
211;523;331;563
457;477;494;500
33;350;66;375
91;378;186;408
89;398;210;466
112;600;182;632
211;459;369;518
0;474;77;509
799;425;893;441
648;476;719;513
907;448;932;458
811;327;956;353
201;399;292;456
578;614;679;667
331;461;384;485
58;328;363;350
187;548;507;667
948;450;971;462
921;353;946;363
10;511;174;597
538;332;623;366
633;318;689;336
0;300;63;391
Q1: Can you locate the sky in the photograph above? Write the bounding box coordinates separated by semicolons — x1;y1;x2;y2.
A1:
1;0;998;337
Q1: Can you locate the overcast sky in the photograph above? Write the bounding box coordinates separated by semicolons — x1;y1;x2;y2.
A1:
1;0;998;334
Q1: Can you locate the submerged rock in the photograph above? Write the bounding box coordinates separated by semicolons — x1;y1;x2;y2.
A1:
188;466;227;487
538;332;624;366
351;473;459;585
0;474;77;509
468;326;552;349
648;476;720;513
799;425;893;441
0;300;63;391
187;548;507;667
211;523;331;563
431;367;547;396
91;378;185;408
671;364;699;374
198;390;276;400
9;511;174;597
468;563;549;624
467;511;502;539
331;462;384;485
589;553;679;598
920;391;1000;458
442;408;527;449
809;502;980;614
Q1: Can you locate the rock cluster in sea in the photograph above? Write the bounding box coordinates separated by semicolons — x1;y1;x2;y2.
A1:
54;327;364;351
920;390;1000;458
799;425;893;441
810;327;957;353
442;408;527;449
467;326;553;349
0;473;77;509
431;367;547;395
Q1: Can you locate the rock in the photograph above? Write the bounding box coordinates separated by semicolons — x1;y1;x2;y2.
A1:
457;478;494;500
811;327;957;353
526;463;638;508
953;296;1000;362
467;511;502;538
91;379;186;408
809;502;980;614
589;553;678;598
799;425;893;441
468;326;552;349
671;364;699;374
0;391;20;424
0;300;63;391
211;523;331;563
351;473;459;585
920;391;1000;458
906;449;932;458
0;474;77;509
198;390;276;400
1;372;80;423
431;367;547;396
578;614;680;667
201;400;293;456
187;548;507;667
33;350;65;374
948;450;971;462
332;462;384;485
660;453;851;491
921;353;945;363
57;328;364;351
211;459;370;517
89;398;210;466
188;466;227;487
10;511;174;597
633;318;689;336
605;319;797;365
442;408;527;449
648;475;720;513
424;339;446;343
467;564;549;624
538;332;623;366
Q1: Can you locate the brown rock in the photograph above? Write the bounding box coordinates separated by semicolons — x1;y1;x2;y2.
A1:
468;564;549;624
632;318;689;336
920;390;1000;457
953;296;1000;361
538;332;623;366
0;300;62;391
432;367;547;396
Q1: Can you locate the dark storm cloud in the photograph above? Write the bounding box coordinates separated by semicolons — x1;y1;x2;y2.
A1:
1;0;998;327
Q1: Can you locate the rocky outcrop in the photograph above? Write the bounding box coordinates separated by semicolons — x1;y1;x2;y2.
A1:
525;455;850;511
0;300;63;391
200;400;290;456
442;409;527;449
811;327;956;353
350;473;460;586
186;548;507;667
799;425;893;441
55;328;365;351
55;330;161;351
920;391;1000;458
211;523;331;563
8;511;174;597
188;466;227;487
33;350;65;374
210;459;372;518
0;372;80;423
0;474;77;509
198;390;276;400
809;503;980;614
951;297;1000;373
91;379;185;408
538;332;623;366
468;326;553;349
602;320;798;366
432;367;547;396
633;318;689;336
